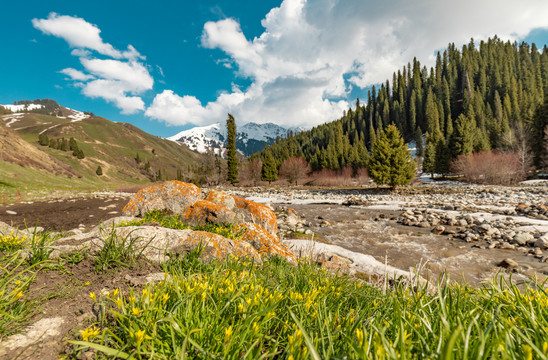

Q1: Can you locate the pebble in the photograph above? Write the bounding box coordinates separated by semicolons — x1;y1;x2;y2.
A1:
6;210;17;215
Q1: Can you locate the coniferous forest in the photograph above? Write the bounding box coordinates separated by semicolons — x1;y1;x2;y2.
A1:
260;37;548;175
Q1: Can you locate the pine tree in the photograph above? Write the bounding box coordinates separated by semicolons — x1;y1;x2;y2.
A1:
368;124;416;187
450;114;475;156
226;114;238;184
261;149;278;184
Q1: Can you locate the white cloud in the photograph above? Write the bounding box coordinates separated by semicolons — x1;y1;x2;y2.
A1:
80;58;153;93
147;0;548;128
59;68;94;81
83;79;145;114
33;13;153;114
32;13;122;58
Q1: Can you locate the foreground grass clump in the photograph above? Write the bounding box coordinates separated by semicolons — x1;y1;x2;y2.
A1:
71;253;548;359
0;252;38;338
118;210;244;240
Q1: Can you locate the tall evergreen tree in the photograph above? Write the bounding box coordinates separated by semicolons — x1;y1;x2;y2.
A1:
261;149;278;184
226;114;238;184
368;124;416;187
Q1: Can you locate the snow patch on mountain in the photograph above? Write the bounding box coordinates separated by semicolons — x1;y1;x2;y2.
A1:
2;104;44;112
168;122;302;156
64;107;90;122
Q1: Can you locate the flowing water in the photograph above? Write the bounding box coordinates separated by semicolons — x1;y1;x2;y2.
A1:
287;204;547;287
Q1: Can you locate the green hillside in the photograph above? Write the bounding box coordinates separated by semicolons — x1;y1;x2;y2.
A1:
260;37;548;174
0;107;206;200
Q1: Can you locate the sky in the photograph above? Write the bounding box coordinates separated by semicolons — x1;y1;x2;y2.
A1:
1;0;548;138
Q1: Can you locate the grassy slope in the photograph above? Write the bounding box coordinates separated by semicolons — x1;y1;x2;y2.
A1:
0;113;204;200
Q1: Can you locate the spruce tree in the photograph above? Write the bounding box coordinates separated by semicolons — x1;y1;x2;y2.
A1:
261;149;278;184
226;114;238;184
368;124;416;187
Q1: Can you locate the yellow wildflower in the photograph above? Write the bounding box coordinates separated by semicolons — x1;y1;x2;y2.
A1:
132;307;141;316
79;326;100;341
89;292;96;302
224;326;233;343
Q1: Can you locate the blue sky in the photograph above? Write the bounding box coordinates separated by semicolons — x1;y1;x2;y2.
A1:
1;0;547;137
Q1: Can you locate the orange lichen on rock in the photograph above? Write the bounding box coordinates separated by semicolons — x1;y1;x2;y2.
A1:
123;181;202;217
181;200;238;226
232;196;277;236
183;231;261;263
205;190;236;210
237;223;295;261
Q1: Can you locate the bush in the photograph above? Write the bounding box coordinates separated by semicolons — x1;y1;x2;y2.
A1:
308;167;354;186
451;151;525;185
96;166;103;176
279;157;311;185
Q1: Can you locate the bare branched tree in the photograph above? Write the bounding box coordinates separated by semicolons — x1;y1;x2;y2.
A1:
279;157;311;185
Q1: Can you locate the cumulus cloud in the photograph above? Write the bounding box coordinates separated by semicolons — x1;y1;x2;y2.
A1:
33;13;152;114
147;0;548;128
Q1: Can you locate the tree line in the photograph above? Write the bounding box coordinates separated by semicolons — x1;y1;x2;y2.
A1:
258;37;548;176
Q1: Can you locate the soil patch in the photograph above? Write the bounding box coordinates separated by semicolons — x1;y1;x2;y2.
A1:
0;196;128;231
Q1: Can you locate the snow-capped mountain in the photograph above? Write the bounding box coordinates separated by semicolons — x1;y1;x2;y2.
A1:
167;122;303;156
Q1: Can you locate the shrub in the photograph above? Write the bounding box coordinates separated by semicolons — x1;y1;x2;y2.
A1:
96;166;103;176
451;151;525;185
239;158;262;186
308;167;354;186
279;157;311;185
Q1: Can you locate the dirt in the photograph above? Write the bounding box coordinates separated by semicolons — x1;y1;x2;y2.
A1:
0;195;129;231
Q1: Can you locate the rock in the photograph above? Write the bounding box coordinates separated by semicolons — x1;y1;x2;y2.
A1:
535;235;548;249
512;232;534;246
238;223;294;260
6;210;17;215
431;225;445;235
95;226;262;263
205;190;236;210
232;196;278;236
477;223;492;234
418;221;431;228
182;200;238;226
123;181;202;217
319;220;331;227
0;317;65;354
497;258;519;269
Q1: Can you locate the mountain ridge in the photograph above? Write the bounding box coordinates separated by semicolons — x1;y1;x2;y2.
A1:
168;122;304;156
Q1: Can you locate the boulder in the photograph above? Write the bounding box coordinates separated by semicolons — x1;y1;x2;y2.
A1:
535;234;548;249
431;225;445;235
237;223;295;260
205;190;236;210
182;200;238;226
497;258;519;269
122;181;201;216
512;232;534;246
84;226;261;264
232;196;277;236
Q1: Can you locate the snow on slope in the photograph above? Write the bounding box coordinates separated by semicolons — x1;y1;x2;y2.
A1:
167;122;300;156
2;104;44;112
167;123;225;153
64;107;90;122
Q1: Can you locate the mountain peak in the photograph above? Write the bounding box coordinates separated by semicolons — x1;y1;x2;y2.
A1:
167;122;302;156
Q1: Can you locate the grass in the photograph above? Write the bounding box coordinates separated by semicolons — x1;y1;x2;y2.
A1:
118;210;244;241
69;250;548;359
94;227;149;272
0;252;39;339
